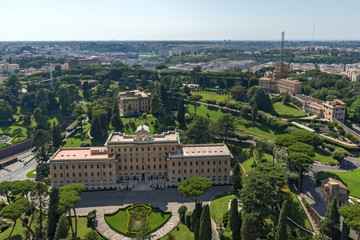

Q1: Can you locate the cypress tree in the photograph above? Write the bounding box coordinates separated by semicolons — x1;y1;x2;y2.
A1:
191;203;202;231
340;220;350;240
47;187;60;240
177;98;185;125
52;124;62;149
241;213;257;240
231;164;242;192
199;205;212;240
251;103;258;123
194;218;200;240
320;198;340;240
54;215;69;240
111;113;123;131
277;200;288;240
230;198;241;240
90;117;103;139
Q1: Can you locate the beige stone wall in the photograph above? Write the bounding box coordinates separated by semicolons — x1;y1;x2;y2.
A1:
51;160;117;190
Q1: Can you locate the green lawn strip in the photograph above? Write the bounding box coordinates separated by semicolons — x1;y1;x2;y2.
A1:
160;222;194;240
191;92;229;103
288;192;313;231
0;216;40;240
236;120;278;140
71;216;105;239
26;169;37;179
105;206;172;236
233;148;273;173
273;102;306;117
186;104;224;122
316;169;360;198
209;192;237;225
314;148;338;165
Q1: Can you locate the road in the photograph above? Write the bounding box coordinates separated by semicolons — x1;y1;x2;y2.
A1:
0;149;37;182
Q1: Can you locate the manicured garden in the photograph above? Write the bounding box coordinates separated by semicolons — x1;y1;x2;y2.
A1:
191;92;231;103
209;192;237;225
105;204;172;236
316;169;360;198
313;148;338;165
63;122;91;147
287;192;313;231
273;102;306;117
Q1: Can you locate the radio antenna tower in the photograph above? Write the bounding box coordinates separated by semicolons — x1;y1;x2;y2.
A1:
49;60;53;88
280;31;285;62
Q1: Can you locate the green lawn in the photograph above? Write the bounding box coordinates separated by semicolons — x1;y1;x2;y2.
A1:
105;206;172;236
209;192;237;225
26;169;36;179
123;114;157;135
63;123;91;147
316;169;360;198
71;217;105;239
186;104;224;123
287;192;313;231
314;148;338;165
160;222;194;240
273;102;306;117
235;149;273;173
191;92;230;103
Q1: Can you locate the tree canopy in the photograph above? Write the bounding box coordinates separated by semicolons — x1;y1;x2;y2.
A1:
178;177;212;203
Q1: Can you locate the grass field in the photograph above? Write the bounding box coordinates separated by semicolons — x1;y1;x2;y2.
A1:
26;169;37;179
316;169;360;198
123;114;157;135
0;125;28;145
234;148;274;173
71;217;105;239
191;92;230;103
287;192;313;231
186;104;280;139
273;102;306;117
160;222;194;240
209;192;237;225
314;148;338;165
105;206;171;236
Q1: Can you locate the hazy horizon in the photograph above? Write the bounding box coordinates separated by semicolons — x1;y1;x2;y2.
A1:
2;0;360;41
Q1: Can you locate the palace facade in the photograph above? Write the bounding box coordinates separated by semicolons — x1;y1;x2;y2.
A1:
50;124;232;190
119;90;150;116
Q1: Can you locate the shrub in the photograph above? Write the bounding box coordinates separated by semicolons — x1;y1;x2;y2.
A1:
66;120;79;132
345;132;360;144
178;205;188;224
222;210;230;228
185;211;192;228
87;209;97;228
80;140;92;147
205;99;217;105
218;101;226;106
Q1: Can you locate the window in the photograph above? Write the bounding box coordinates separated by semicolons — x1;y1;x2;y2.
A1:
172;162;175;166
91;165;93;169
109;172;112;176
97;172;100;176
66;165;69;169
72;165;75;169
184;162;186;166
178;170;181;174
207;169;210;173
91;172;94;176
67;173;69;177
54;173;57;178
103;164;105;168
178;162;181;166
172;170;175;174
60;165;62;170
73;173;75;177
79;173;81;177
78;165;81;169
97;164;99;169
136;166;138;170
190;162;192;166
202;161;204;165
213;161;216;165
130;166;133;170
60;173;63;177
54;166;56;170
190;169;192;173
159;165;162;169
196;162;198;166
103;172;106;176
85;173;87;177
184;169;187;174
213;169;215;173
119;166;121;170
109;164;111;168
207;161;210;165
125;166;127;170
154;165;156;169
85;165;87;169
196;169;198;173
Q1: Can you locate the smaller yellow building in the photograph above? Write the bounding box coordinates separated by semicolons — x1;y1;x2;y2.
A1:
320;177;349;207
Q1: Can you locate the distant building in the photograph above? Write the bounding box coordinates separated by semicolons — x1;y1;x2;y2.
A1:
301;97;347;123
0;63;20;73
119;90;151;116
320;177;349;207
258;61;303;94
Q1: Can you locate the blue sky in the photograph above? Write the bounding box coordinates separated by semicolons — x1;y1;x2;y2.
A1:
1;0;359;41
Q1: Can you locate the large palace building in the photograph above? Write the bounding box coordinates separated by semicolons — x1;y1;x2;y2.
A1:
119;90;150;116
50;124;233;190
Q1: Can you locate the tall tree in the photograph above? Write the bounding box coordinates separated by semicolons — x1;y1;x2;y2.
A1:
90;117;103;139
339;204;360;240
54;215;70;240
160;84;168;104
250;88;272;111
178;177;212;204
186;116;212;144
111;113;123;131
52;123;62;149
32;129;51;164
58;184;85;239
231;164;243;192
0;198;35;239
0;181;12;204
188;94;203;115
230;85;247;101
177;98;185;125
194;218;200;240
277;200;288;240
251;103;258;123
0;101;14;122
199;205;212;240
47;187;60;240
192;203;202;232
230;198;241;240
241;213;258;240
320;198;341;240
340;220;350;240
348;98;360;123
215;114;236;140
31;182;49;238
150;92;163;116
287;152;314;191
58;84;71;113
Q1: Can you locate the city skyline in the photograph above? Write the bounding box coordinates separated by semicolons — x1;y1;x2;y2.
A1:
1;0;360;41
